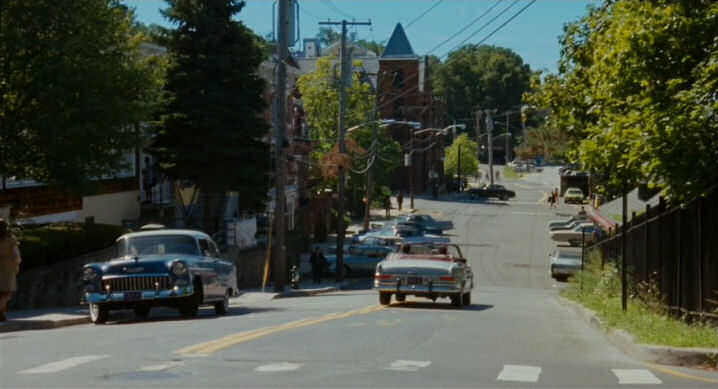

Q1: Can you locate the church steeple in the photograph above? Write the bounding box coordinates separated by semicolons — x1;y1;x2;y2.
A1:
381;23;417;59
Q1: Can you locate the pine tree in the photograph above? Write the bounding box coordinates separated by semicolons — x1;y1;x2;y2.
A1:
155;0;269;232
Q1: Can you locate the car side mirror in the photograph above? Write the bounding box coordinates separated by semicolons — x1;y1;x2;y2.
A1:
454;257;467;264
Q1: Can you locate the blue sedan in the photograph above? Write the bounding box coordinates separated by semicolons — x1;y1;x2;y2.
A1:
325;244;395;276
82;229;237;324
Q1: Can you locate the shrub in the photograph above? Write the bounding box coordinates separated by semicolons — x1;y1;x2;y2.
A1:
15;222;127;270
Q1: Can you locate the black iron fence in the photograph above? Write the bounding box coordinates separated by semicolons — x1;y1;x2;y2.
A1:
591;186;718;318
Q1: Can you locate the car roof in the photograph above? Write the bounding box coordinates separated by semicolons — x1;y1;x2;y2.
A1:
117;229;210;242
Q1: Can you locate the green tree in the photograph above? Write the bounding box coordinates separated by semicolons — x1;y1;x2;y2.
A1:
0;0;162;190
526;0;718;202
434;45;532;123
296;56;400;206
316;27;340;47
154;0;268;232
444;133;477;179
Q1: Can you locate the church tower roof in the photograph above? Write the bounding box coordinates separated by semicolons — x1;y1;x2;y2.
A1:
381;23;417;59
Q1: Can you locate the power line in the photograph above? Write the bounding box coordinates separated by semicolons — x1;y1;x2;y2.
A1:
442;0;535;59
425;0;501;54
297;3;326;20
405;0;444;30
321;0;353;19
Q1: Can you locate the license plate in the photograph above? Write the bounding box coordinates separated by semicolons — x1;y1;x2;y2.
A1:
124;291;142;301
407;276;422;285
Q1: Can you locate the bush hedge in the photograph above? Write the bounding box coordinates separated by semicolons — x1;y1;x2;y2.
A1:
15;223;128;270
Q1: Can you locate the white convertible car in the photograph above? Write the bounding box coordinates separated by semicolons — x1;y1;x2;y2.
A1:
373;242;473;307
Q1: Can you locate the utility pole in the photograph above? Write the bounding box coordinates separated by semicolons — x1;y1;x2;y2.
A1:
319;19;371;283
409;127;414;209
457;143;461;192
485;109;495;185
505;112;510;163
363;105;378;231
272;0;289;292
475;111;481;178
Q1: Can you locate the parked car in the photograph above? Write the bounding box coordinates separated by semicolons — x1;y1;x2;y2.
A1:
325;244;395;276
356;235;404;247
548;215;591;231
550;223;600;246
82;229;237;324
397;214;453;234
564;187;585;204
373;242;473;307
467;184;516;201
549;247;583;281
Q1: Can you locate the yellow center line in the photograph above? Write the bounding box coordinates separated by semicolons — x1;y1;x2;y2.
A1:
536;191;549;204
646;363;718;384
174;305;384;356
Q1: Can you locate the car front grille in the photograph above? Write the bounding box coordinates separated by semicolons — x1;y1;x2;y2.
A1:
101;275;172;292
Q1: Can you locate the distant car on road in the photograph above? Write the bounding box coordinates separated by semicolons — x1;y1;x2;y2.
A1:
550;223;600;246
397;214;454;234
549;247;583;281
468;184;516;201
548;215;590;230
374;242;473;307
82;229;237;324
564;187;585;204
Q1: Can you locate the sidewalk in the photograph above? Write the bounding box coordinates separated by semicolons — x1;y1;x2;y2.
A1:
0;281;348;334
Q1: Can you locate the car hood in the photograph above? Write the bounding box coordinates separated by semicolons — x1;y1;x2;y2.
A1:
377;258;458;275
95;255;194;276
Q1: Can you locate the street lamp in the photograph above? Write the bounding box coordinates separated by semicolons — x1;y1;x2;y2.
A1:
350;119;421;231
405;124;465;208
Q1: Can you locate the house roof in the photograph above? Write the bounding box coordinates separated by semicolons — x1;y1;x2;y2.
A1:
381;23;417;59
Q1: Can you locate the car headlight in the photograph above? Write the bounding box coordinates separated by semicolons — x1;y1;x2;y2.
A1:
82;267;99;282
171;261;187;276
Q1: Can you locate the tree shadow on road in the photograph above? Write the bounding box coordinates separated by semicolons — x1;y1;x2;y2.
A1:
389;302;494;312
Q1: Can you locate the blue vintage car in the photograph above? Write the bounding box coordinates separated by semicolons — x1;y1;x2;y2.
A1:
325;244;395;276
82;229;237;324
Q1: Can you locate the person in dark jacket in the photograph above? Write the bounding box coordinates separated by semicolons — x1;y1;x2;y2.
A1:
309;247;326;284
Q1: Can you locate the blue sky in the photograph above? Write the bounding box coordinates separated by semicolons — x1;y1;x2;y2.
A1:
123;0;599;74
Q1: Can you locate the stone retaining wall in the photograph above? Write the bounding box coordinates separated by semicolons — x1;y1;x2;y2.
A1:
10;247;269;310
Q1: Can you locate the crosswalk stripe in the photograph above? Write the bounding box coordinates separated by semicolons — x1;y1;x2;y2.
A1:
496;364;542;383
384;360;431;372
612;369;662;384
17;355;109;374
255;363;302;372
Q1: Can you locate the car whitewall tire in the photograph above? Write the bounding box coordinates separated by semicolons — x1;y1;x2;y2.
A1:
89;303;108;324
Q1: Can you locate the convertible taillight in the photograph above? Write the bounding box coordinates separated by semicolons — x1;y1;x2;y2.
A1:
439;276;455;282
375;274;392;280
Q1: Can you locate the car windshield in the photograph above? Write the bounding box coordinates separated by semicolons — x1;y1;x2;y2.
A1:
116;235;200;257
399;244;462;258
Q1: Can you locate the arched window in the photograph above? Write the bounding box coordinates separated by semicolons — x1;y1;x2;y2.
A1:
391;67;404;89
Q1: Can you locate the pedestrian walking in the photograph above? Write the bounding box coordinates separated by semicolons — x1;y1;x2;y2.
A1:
0;219;21;321
396;191;403;211
495;170;500;183
384;195;391;217
142;156;157;203
309;247;326;284
548;192;555;208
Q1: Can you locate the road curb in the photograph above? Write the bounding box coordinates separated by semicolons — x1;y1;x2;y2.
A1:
558;296;717;368
0;317;89;333
280;286;339;298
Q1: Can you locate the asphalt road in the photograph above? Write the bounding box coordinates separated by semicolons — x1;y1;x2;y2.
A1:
2;166;717;388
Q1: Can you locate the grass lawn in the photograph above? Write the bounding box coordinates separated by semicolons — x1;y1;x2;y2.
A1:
562;251;718;349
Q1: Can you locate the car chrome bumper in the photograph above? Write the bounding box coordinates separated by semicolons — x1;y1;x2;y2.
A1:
374;282;462;295
84;285;194;304
551;267;578;276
